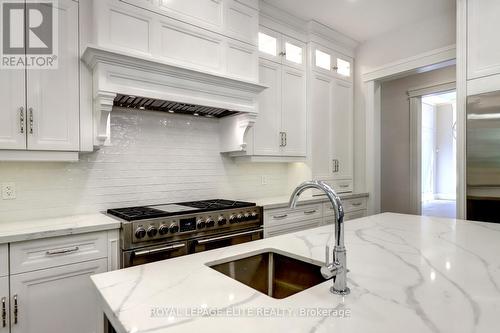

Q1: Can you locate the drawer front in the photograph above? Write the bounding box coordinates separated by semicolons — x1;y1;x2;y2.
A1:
265;218;323;238
10;232;108;275
0;245;7;277
264;203;323;228
324;197;368;216
311;179;353;195
324;210;366;224
344;210;367;221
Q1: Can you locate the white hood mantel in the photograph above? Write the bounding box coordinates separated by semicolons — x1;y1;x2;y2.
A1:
81;46;267;152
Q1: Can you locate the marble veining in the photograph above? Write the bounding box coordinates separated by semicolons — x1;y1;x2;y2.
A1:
91;213;500;333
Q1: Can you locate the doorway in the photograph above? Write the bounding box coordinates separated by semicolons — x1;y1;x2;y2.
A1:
420;91;457;218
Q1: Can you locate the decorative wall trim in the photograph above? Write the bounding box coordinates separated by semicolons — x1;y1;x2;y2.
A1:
82;45;267;148
362;45;457;82
407;81;456;98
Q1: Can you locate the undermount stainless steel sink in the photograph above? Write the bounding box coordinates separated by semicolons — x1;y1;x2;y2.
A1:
209;251;331;299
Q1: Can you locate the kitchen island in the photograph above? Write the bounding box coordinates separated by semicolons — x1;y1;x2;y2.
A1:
91;213;500;333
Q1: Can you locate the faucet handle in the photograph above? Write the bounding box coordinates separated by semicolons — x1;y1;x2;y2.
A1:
325;245;332;266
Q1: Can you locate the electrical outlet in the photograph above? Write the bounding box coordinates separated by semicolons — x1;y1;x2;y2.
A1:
261;176;268;185
2;183;16;200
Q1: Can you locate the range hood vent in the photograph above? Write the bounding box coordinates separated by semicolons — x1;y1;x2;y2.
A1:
114;94;239;118
82;46;267;151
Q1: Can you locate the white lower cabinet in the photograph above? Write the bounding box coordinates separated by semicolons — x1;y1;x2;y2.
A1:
0;276;9;333
0;245;8;278
10;258;107;333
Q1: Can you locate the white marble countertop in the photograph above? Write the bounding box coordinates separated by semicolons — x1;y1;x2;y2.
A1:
245;192;369;210
0;213;121;244
92;213;500;333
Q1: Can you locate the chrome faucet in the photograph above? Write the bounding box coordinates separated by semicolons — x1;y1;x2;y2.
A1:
289;180;350;296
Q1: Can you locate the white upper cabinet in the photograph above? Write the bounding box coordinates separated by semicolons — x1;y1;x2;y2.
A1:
311;43;352;81
310;69;354;189
0;276;8;333
27;0;80;151
94;0;259;81
281;66;306;156
0;0;80;156
467;0;500;79
0;71;25;150
258;27;306;70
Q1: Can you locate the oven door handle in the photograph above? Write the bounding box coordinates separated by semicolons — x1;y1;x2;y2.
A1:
196;229;263;245
133;243;186;257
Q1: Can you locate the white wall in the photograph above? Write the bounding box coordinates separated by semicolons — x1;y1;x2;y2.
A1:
353;8;456;196
435;103;456;199
421;102;436;201
0;108;291;222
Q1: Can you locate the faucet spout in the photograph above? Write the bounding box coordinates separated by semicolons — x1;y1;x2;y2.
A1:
289;180;350;296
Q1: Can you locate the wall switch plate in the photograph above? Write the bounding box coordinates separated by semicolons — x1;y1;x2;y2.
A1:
2;183;16;200
261;176;268;185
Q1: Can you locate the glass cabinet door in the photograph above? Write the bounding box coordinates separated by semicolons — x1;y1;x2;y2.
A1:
258;27;281;63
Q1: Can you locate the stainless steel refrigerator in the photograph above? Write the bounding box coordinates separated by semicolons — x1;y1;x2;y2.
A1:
467;91;500;222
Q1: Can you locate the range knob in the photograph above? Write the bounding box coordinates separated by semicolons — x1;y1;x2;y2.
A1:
206;218;215;228
244;212;251;221
169;223;179;233
197;218;206;229
218;216;227;226
147;226;158;237
229;214;237;224
135;227;146;239
158;224;169;235
236;213;244;222
251;211;258;219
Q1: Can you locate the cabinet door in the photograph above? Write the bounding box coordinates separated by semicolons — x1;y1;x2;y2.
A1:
26;0;79;151
281;66;306;156
310;72;334;178
253;59;282;155
282;36;305;70
10;259;107;333
331;80;353;180
0;276;8;333
467;0;500;79
258;27;282;64
0;70;26;149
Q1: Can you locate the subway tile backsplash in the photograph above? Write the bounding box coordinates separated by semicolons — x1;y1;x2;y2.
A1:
0;108;290;222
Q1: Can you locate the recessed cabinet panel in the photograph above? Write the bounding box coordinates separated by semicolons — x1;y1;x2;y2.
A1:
311;73;333;178
158;0;223;28
0;245;7;277
26;0;79;151
0;70;25;150
9;259;107;333
109;9;150;53
467;0;500;79
253;60;282;155
160;23;223;71
226;41;258;81
281;66;306;156
226;0;258;45
331;80;353;179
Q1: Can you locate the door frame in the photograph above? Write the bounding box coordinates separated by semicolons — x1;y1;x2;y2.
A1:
408;81;456;215
361;45;460;216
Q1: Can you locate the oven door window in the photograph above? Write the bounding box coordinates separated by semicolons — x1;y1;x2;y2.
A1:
191;228;263;253
123;242;188;268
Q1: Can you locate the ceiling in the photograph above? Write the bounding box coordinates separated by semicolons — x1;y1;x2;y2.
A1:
263;0;455;42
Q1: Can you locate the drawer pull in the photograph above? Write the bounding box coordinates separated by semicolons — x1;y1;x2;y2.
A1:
351;202;363;207
46;246;80;256
272;214;288;219
304;210;317;215
133;243;186;257
1;297;6;327
13;295;18;325
19;107;24;134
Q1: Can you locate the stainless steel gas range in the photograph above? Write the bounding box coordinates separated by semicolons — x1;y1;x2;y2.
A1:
107;199;263;268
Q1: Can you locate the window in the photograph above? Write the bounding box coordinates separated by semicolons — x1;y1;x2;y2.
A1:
285;42;302;64
336;58;351;77
315;49;331;70
258;32;277;56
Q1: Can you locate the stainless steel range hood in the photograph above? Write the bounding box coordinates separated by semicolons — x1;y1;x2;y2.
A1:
82;46;267;151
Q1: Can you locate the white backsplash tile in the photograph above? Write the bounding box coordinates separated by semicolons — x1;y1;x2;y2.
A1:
0;108;290;222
